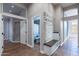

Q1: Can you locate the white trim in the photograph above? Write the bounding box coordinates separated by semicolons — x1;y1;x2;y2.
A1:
40;16;41;52
60;32;70;46
0;4;3;55
60;19;67;46
26;43;33;48
78;7;79;46
2;13;26;20
0;48;3;56
40;51;46;54
26;19;28;45
20;42;25;45
32;17;34;48
32;16;41;49
64;15;78;20
11;41;20;43
60;9;64;45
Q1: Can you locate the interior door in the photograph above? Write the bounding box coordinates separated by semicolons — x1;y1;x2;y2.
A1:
0;14;3;55
14;21;20;42
45;21;53;42
20;20;27;44
32;16;41;48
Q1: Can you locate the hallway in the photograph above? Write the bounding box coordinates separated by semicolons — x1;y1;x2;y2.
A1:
52;33;79;56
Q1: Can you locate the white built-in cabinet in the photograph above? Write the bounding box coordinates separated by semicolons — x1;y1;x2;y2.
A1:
43;12;53;43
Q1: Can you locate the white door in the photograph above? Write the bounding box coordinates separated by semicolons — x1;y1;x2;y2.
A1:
20;20;27;44
0;14;3;55
45;21;53;42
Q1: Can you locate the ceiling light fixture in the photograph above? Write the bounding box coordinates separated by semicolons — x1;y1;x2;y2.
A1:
11;5;14;8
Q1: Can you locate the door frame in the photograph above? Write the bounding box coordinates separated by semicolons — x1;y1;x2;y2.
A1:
61;17;79;46
61;7;79;46
32;16;41;50
20;19;28;44
0;14;4;56
2;13;28;42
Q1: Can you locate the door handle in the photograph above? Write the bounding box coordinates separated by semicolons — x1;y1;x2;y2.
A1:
2;33;4;35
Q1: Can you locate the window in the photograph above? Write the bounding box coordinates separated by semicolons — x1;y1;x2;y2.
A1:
64;21;68;39
64;8;78;17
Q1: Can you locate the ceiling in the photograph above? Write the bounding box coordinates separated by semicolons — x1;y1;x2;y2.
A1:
53;3;76;8
25;3;76;9
3;3;76;16
3;3;25;16
60;3;76;8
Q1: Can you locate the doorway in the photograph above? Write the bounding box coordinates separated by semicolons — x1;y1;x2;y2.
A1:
64;19;78;43
0;3;28;55
13;19;20;42
32;16;40;51
3;16;21;53
2;15;28;55
63;19;78;55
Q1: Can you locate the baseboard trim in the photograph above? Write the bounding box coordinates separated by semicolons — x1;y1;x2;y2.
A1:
11;41;20;43
26;44;33;48
40;51;46;54
0;48;3;56
60;42;64;46
20;42;26;45
60;36;69;46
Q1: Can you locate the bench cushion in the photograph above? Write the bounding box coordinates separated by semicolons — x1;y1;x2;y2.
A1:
44;40;58;47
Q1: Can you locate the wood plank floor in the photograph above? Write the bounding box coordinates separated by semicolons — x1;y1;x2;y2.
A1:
2;40;46;56
52;34;79;56
2;34;79;56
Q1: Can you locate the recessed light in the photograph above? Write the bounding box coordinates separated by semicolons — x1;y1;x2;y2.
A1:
11;5;14;8
9;10;12;12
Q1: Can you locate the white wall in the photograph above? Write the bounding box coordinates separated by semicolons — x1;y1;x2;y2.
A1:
53;5;64;45
27;3;54;51
27;3;44;46
53;5;63;32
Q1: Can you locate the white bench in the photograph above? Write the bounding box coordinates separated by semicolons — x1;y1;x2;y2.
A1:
44;32;60;55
